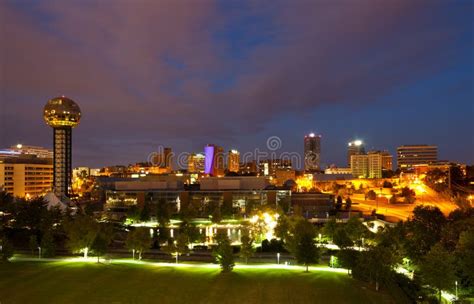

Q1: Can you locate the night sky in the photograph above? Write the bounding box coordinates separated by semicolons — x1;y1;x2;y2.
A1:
1;1;473;169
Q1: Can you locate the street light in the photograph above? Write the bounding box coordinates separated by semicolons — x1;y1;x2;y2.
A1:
277;252;280;264
455;281;459;298
38;246;41;259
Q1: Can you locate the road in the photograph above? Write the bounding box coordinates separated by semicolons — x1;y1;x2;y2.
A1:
350;185;458;222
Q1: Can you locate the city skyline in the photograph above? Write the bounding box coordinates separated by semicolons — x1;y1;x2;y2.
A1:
1;1;472;168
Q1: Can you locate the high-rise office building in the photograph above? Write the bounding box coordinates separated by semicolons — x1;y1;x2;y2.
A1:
367;151;383;178
239;161;257;175
204;144;225;176
351;150;390;178
0;155;53;198
350;154;369;178
151;147;172;172
347;140;365;166
397;145;437;170
380;151;393;171
43;96;81;198
188;153;205;173
304;133;321;171
228;150;240;173
259;159;292;177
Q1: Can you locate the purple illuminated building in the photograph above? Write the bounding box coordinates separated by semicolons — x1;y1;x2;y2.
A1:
204;145;215;175
204;144;225;176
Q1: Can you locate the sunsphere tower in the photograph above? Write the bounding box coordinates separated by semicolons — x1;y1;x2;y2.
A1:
43;96;81;199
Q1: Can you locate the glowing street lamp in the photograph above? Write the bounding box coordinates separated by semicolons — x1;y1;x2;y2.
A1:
277;252;280;264
455;281;458;299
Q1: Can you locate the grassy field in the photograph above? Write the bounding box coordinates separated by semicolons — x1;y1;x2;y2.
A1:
0;260;405;304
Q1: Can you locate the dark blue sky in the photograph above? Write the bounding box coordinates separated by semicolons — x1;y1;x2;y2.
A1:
1;0;473;168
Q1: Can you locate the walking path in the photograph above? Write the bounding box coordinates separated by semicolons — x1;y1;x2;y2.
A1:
10;255;348;273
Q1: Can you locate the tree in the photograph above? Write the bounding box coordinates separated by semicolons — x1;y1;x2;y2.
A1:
125;227;152;260
323;218;338;241
400;187;416;204
275;215;291;241
333;227;353;250
213;231;234;272
164;232;190;263
382;181;393;188
354;245;395;291
91;235;108;262
0;238;14;261
404;206;446;262
239;230;255;264
453;196;472;211
335;196;343;211
140;201;152;222
419;243;455;302
40;231;56;258
337;249;359;275
366;190;376;200
345;197;352;210
91;223;114;262
211;205;222;224
455;230;474;287
29;235;38;256
64;214;99;258
156;199;170;227
126;205;141;223
292;220;319;272
345;217;368;247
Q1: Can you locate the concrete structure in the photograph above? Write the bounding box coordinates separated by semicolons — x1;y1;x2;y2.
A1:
9;144;53;159
314;173;353;181
200;176;270;190
227;150;240;173
347;140;365;166
115;180;183;191
291;192;334;218
43;96;81;198
0;156;53;198
325;167;352;175
397;145;438;170
304;133;321;171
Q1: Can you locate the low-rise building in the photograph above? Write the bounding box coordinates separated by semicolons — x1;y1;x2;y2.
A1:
0;156;53;198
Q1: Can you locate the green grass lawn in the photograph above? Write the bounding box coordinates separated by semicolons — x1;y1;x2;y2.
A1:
0;260;405;304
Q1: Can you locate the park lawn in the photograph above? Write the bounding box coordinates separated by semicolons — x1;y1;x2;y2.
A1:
0;260;404;304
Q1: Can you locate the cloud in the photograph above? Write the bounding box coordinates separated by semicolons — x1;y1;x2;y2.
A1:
0;0;472;166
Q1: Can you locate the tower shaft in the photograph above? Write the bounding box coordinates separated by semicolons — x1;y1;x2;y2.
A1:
53;127;72;198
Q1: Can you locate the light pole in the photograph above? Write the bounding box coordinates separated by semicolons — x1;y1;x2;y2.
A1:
132;249;135;260
277;252;280;264
455;280;458;299
38;246;41;259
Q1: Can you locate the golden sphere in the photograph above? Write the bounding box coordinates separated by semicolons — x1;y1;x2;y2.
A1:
43;96;81;128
